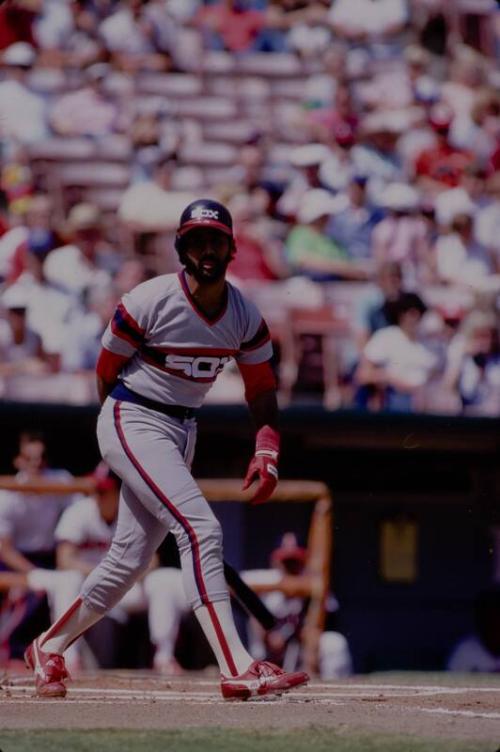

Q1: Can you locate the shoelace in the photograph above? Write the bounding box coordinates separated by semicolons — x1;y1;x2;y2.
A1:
45;655;69;680
256;661;284;678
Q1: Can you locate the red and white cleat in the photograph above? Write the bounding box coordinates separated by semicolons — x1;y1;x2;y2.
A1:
24;638;70;698
220;660;309;701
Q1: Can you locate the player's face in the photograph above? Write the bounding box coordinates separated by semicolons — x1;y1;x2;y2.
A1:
182;228;233;284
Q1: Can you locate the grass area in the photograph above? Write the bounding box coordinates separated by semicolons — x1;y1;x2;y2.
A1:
0;729;494;752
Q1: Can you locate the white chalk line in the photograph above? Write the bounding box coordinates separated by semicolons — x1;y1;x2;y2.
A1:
418;707;500;721
2;685;500;707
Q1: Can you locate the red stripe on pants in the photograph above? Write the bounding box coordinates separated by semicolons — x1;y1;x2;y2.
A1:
113;401;238;677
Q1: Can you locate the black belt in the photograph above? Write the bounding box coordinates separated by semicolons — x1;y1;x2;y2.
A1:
111;383;196;421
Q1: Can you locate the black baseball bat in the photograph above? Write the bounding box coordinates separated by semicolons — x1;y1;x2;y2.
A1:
223;560;277;631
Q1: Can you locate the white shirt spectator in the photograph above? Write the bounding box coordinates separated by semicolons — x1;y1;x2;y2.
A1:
0;80;48;144
34;0;74;48
17;276;78;355
435;234;492;288
329;0;408;37
43;244;111;299
99;5;175;55
55;496;115;567
61;310;103;372
0;470;75;553
364;325;436;388
0;316;41;362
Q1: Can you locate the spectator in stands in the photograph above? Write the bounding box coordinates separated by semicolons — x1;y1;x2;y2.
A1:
433;212;500;293
0;42;48;145
327;0;409;56
34;0;102;69
447;588;500;672
61;283;119;375
227;191;289;284
8;238;77;369
49;63;120;139
54;463;189;673
414;103;474;194
0;431;79;661
277;143;331;220
0;283;48;391
354;292;437;412
243;532;352;678
99;0;175;72
325;176;383;262
285;189;370;282
354;261;405;350
371;183;430;287
43;203;113;301
475;172;500;254
444;310;500;416
194;0;266;53
352;112;405;201
0;194;58;285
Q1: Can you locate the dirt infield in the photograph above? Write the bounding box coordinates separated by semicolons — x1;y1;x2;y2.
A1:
1;670;499;744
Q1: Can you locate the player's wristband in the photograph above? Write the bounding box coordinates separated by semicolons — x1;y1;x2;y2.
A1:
255;425;280;457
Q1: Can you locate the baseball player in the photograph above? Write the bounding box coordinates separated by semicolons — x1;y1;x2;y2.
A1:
25;198;309;699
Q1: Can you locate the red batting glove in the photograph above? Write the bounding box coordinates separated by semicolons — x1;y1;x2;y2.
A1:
242;425;280;505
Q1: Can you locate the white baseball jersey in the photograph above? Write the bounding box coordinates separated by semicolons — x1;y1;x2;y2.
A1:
101;271;273;407
0;470;76;553
54;496;115;567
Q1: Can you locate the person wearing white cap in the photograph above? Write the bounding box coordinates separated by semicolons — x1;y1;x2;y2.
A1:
285;189;370;282
277;144;331;220
43;204;112;300
0;43;48;144
0;284;47;391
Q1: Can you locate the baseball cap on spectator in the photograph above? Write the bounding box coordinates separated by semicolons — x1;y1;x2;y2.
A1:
428;102;453;134
66;203;101;233
297;189;338;223
434;188;474;226
92;462;120;492
2;42;36;68
1;283;30;310
289;144;330;168
270;532;307;569
380;183;420;212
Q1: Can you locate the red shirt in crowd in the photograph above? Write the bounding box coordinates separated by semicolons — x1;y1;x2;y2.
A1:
196;5;265;52
0;5;36;50
415;143;474;188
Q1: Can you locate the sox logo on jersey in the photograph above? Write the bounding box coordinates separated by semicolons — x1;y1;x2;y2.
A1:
165;353;230;379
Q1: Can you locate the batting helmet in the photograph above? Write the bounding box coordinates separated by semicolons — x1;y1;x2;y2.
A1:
175;198;234;252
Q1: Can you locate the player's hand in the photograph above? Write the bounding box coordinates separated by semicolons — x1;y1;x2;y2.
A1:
242;425;280;505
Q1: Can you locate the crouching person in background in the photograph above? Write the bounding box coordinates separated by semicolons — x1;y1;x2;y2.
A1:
242;533;352;679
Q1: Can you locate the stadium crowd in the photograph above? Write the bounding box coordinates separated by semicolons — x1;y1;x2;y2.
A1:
0;0;499;415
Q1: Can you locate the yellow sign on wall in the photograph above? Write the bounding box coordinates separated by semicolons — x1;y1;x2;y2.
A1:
379;518;419;583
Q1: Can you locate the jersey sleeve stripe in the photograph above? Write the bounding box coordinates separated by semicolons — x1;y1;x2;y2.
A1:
240;319;271;352
111;303;145;348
